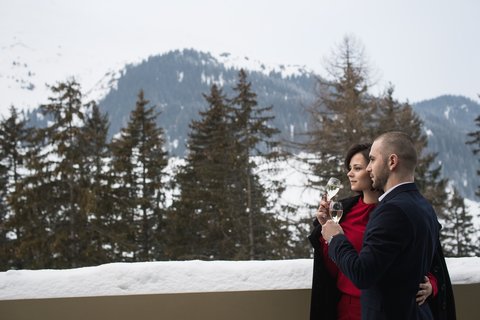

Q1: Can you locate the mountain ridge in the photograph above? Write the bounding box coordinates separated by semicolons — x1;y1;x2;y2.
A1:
96;49;480;200
96;49;317;154
3;46;479;200
412;94;480;199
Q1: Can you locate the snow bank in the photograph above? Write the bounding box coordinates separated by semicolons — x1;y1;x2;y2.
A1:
1;258;479;301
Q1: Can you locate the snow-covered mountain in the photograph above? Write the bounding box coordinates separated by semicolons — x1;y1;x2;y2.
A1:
412;95;480;200
0;41;312;116
0;39;126;114
87;49;316;156
2;42;480;202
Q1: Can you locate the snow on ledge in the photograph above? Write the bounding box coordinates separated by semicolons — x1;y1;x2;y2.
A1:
0;258;478;301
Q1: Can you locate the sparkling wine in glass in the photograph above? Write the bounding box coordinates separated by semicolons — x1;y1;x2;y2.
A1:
329;200;343;223
325;177;342;201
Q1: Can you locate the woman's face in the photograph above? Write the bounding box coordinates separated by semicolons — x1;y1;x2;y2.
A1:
347;152;373;192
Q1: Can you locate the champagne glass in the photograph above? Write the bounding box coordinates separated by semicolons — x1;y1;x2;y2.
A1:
329;200;343;223
324;177;342;201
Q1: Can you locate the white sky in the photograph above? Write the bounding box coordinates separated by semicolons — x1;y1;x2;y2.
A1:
1;0;479;107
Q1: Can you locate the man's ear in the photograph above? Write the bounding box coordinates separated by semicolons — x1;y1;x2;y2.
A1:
388;154;399;170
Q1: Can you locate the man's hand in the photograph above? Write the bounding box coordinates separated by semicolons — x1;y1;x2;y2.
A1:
321;220;344;243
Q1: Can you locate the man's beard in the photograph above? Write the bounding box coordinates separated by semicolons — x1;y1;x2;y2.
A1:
372;167;389;190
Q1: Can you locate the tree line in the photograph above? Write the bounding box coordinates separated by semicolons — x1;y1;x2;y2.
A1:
1;37;479;271
0;69;302;270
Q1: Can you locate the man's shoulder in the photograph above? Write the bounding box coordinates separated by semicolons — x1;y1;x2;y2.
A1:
381;183;420;204
392;182;417;193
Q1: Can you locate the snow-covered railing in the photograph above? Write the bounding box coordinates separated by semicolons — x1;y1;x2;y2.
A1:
1;258;479;320
0;258;479;300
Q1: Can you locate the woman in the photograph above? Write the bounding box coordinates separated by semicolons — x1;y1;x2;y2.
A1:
308;143;455;320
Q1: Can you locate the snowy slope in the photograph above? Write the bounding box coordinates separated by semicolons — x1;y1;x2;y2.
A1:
0;39;127;115
213;52;312;78
0;39;311;118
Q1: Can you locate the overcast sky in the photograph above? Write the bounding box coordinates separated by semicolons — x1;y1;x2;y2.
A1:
1;0;479;104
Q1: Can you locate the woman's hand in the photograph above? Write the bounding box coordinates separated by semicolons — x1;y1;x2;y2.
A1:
416;276;432;306
316;194;330;225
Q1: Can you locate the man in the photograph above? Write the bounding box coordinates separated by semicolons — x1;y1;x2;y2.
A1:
322;131;442;319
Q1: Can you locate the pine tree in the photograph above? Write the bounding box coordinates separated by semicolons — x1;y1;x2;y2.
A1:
110;90;168;261
76;102;116;264
170;79;293;260
0;106;33;270
35;79;92;268
168;84;239;259
376;86;449;218
10;121;57;269
229;69;292;259
9;80;112;269
440;187;479;257
301;36;378;194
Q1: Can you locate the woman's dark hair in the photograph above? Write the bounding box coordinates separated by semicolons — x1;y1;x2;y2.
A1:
344;143;372;170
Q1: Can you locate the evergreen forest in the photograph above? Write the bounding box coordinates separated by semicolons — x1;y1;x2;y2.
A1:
1;37;479;271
